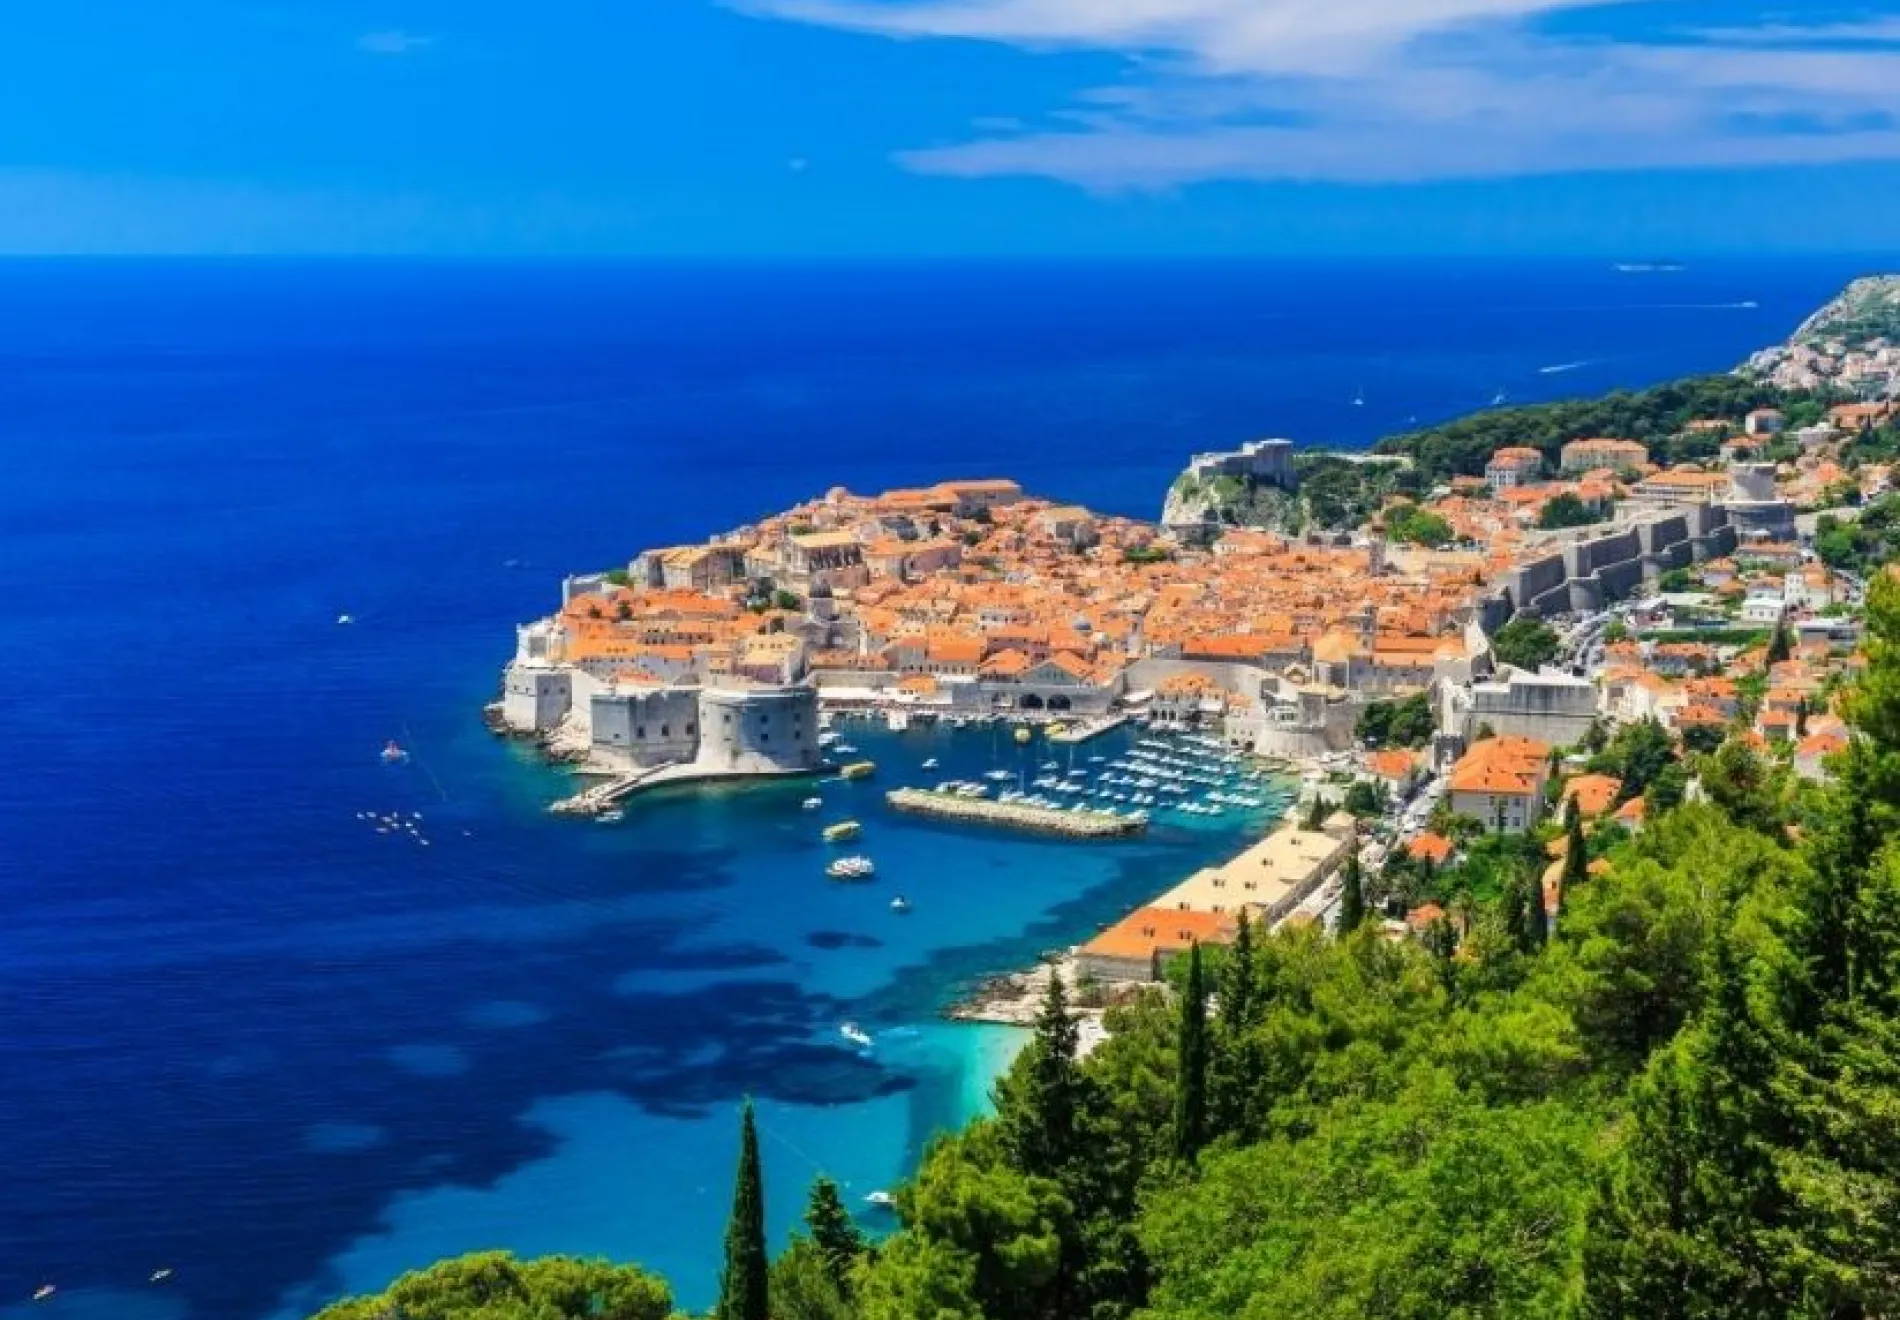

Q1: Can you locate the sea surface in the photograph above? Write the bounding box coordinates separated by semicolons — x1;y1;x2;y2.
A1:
0;256;1881;1319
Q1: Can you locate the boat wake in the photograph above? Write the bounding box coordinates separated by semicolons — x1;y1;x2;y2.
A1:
1538;360;1593;375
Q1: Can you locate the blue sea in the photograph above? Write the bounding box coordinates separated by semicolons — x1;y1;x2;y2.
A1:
0;256;1880;1319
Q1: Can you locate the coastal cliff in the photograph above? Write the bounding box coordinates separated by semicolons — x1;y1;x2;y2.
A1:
1161;446;1415;536
1787;274;1900;348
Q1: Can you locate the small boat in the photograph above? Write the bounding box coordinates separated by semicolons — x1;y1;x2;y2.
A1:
890;895;912;914
1014;727;1032;745
886;709;910;731
379;740;408;764
150;1269;173;1284
840;760;876;781
841;1022;875;1049
802;796;823;810
823;821;863;843
833;743;860;755
596;810;625;824
33;1285;56;1301
827;855;875;881
336;613;354;625
921;758;939;770
864;1190;896;1209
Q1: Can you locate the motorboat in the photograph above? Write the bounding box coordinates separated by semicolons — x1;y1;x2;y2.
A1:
823;821;863;843
890;895;912;914
827;856;876;881
922;758;939;770
336;613;354;625
379;740;408;764
841;1022;875;1049
839;760;876;781
864;1190;896;1209
802;796;824;810
596;810;625;824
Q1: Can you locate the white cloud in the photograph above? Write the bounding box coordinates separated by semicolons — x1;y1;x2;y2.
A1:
739;0;1900;186
357;29;435;55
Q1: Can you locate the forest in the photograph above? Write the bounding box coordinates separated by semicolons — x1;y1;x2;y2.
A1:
317;573;1900;1319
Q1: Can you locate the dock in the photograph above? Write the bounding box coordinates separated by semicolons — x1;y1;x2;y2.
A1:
885;788;1146;837
1050;714;1131;745
551;762;820;815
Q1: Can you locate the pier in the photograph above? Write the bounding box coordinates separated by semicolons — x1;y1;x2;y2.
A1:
885;787;1147;837
1050;714;1131;745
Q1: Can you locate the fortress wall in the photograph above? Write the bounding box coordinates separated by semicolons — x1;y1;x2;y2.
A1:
697;686;823;773
590;688;701;768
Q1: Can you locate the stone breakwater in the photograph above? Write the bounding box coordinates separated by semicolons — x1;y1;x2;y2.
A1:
885;789;1147;837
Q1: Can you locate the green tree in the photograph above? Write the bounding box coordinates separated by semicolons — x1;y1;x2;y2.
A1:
309;1252;673;1320
804;1175;864;1293
719;1101;770;1320
1492;616;1561;670
858;1139;1070;1320
1173;943;1211;1163
1338;852;1367;936
997;972;1090;1181
1561;795;1591;897
768;1240;855;1320
1538;491;1604;529
1303;794;1331;831
1700;737;1785;838
1766;620;1792;666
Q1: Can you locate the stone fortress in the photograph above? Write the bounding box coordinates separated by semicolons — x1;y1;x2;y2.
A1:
500;623;823;781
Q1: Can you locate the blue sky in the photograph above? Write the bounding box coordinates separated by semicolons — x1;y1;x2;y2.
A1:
2;0;1899;254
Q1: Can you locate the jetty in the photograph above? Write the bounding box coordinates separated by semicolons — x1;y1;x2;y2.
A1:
886;788;1147;837
1050;714;1131;746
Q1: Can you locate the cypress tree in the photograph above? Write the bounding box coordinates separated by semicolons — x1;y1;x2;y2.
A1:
1524;867;1550;951
1561;795;1590;898
1303;793;1330;831
803;1174;863;1292
997;969;1087;1179
1220;908;1258;1036
1766;619;1792;666
718;1100;769;1320
1173;942;1210;1163
1337;851;1366;935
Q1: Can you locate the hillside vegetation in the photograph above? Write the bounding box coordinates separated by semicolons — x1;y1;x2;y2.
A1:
1372;374;1802;480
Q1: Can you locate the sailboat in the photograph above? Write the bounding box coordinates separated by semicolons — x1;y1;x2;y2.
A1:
1351;383;1365;407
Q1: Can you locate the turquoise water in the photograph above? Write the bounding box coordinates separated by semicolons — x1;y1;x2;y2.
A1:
261;718;1283;1318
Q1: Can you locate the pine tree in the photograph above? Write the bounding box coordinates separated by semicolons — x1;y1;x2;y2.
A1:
803;1175;863;1293
1173;942;1210;1163
718;1100;770;1320
997;970;1088;1180
1337;851;1366;935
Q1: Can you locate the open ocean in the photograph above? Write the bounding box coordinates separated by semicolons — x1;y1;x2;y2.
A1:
0;256;1880;1319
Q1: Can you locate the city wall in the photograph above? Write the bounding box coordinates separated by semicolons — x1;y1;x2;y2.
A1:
1499;505;1738;620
